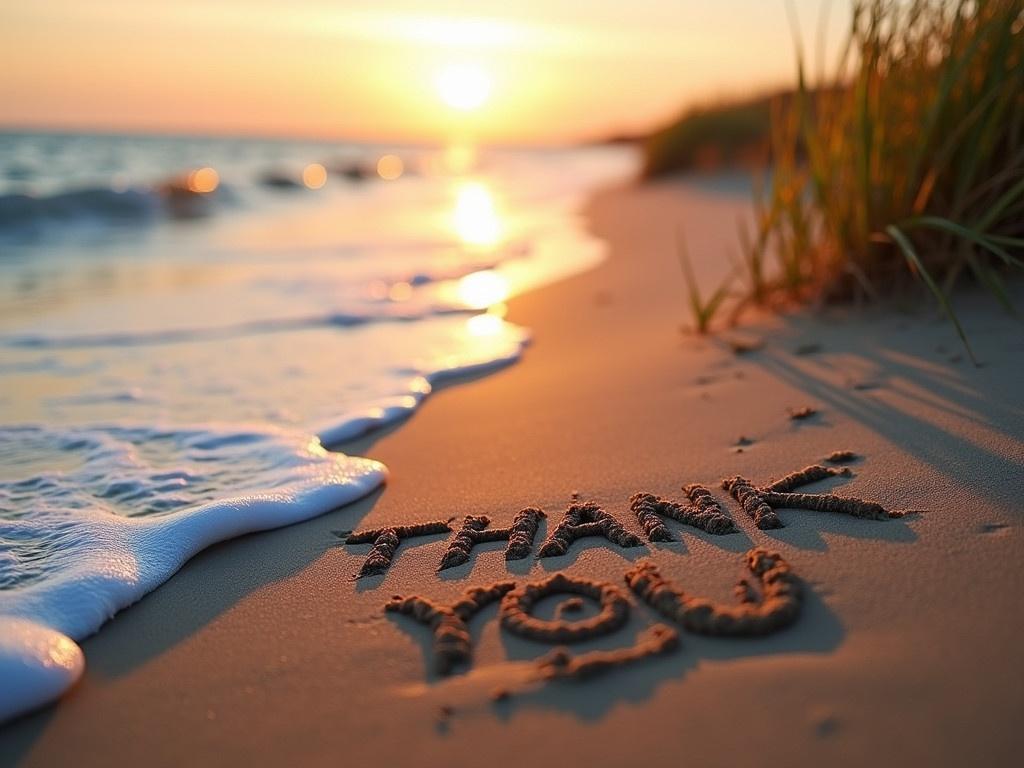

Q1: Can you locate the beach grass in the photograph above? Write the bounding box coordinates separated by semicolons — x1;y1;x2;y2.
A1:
647;1;1024;358
747;0;1024;360
643;94;775;177
675;230;735;333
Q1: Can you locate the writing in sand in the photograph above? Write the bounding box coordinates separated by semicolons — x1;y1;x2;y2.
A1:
338;456;909;686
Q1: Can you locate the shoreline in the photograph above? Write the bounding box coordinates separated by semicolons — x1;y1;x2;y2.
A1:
2;177;1022;767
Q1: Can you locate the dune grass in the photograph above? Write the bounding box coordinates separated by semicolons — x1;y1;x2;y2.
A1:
643;95;775;177
676;230;735;334
741;0;1024;360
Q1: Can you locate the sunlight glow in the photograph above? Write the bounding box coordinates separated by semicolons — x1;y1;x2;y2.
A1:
376;154;404;180
435;64;492;111
187;167;219;194
458;270;509;310
4;4;855;144
388;281;413;302
424;144;478;176
466;312;506;337
302;163;327;189
443;144;478;174
452;182;502;246
372;15;532;50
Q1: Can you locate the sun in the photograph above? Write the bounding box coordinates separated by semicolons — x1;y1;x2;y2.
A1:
435;64;492;111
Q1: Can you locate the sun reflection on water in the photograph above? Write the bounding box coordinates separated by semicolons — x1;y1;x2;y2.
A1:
465;312;506;337
458;269;509;309
452;182;502;246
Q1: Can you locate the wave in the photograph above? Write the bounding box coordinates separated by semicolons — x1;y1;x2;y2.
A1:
0;176;230;239
0;423;386;722
0;187;161;231
0;311;444;350
0;321;528;723
316;330;528;446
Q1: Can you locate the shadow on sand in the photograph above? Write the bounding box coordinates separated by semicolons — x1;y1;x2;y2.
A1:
743;307;1024;513
388;570;844;723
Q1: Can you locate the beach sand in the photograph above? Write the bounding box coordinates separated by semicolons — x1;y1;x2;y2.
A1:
2;178;1022;767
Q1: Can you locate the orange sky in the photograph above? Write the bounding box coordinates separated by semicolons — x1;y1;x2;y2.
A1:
0;1;849;144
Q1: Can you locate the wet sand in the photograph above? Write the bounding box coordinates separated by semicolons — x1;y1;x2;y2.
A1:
2;178;1023;767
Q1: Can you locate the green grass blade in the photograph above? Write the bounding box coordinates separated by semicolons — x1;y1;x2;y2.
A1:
676;228;735;333
703;273;736;322
975;174;1024;231
966;252;1017;317
676;229;710;332
886;225;977;365
906;5;974;192
900;215;1023;267
987;234;1024;248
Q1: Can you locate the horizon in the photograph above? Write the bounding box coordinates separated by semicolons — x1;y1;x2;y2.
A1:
1;0;850;146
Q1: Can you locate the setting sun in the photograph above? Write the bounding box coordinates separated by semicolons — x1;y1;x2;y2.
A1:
435;63;492;111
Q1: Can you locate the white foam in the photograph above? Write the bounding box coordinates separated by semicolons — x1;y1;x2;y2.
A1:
0;619;84;723
0;319;528;722
0;315;529;723
0;426;385;722
317;329;529;447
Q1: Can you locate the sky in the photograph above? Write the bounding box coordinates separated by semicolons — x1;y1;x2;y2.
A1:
0;1;850;145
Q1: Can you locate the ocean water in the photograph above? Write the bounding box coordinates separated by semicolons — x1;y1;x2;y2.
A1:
0;131;635;720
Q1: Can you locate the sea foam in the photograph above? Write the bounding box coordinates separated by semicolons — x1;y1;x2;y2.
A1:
0;135;636;723
0;425;386;722
0;325;528;722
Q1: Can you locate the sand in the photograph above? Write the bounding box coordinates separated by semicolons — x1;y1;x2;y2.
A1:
2;177;1023;767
